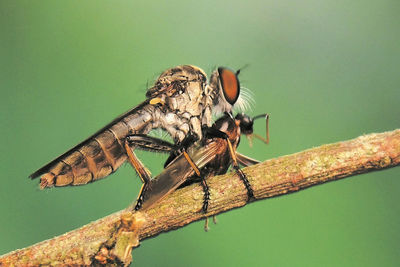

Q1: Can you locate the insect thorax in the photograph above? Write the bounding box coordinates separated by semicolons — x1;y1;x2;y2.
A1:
145;65;218;142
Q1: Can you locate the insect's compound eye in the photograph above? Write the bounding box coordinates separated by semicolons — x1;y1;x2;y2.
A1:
218;67;240;105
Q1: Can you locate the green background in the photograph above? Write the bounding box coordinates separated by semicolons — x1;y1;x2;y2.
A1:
1;0;399;266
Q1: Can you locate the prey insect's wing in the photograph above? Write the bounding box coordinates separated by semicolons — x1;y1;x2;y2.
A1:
236;152;260;167
139;142;220;211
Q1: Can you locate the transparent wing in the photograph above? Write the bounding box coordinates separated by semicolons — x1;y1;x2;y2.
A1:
236;152;260;167
29;100;150;179
140;142;220;210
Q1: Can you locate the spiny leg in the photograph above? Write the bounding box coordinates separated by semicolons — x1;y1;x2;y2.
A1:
181;146;212;231
226;139;255;200
124;141;153;211
127;133;211;213
182;151;210;213
200;178;210;212
125;134;179;210
203;124;255;200
126;134;177;153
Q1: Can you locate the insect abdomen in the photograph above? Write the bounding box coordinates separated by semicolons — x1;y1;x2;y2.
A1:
39;121;130;188
31;103;155;188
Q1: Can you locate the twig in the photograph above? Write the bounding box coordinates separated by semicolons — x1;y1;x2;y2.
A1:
1;129;399;266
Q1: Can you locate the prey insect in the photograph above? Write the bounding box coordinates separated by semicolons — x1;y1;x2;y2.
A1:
127;112;269;213
30;65;247;188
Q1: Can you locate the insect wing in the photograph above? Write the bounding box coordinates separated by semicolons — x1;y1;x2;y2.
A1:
236;152;260;167
30;65;209;186
29;100;151;180
139;142;220;210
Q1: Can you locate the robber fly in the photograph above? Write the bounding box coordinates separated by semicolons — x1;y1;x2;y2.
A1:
127;112;269;212
30;65;248;188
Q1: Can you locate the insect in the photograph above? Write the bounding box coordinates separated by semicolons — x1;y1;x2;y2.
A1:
127;112;269;213
29;65;249;188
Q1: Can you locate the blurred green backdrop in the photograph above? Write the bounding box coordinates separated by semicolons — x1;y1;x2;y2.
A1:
1;0;399;266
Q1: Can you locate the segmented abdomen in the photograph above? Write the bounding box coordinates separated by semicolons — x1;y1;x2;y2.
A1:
35;106;154;188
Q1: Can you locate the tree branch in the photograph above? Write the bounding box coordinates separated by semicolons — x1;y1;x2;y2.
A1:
1;129;399;266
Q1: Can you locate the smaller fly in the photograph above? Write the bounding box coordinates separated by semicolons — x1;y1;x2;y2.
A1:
126;112;269;213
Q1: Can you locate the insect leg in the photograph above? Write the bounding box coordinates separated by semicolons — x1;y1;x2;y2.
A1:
126;133;211;212
203;125;255;200
252;114;270;144
204;217;210;232
181;150;213;230
126;134;209;211
125;134;180;211
126;134;177;153
182;151;210;213
226;140;255;200
236;152;260;167
124;141;153;210
212;215;218;224
127;133;199;168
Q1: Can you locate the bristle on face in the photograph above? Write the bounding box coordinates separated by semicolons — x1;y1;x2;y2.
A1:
234;86;255;113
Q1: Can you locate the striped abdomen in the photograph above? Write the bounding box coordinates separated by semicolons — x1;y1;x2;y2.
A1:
31;64;214;188
31;103;154;188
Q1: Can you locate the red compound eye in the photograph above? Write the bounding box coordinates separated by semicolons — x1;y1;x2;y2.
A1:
218;67;240;105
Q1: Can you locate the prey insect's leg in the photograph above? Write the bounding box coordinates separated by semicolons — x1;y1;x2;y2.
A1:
124;141;153;211
182;151;210;213
252;113;270;145
203;125;255;200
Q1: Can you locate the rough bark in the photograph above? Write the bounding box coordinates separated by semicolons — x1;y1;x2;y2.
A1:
1;129;399;266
